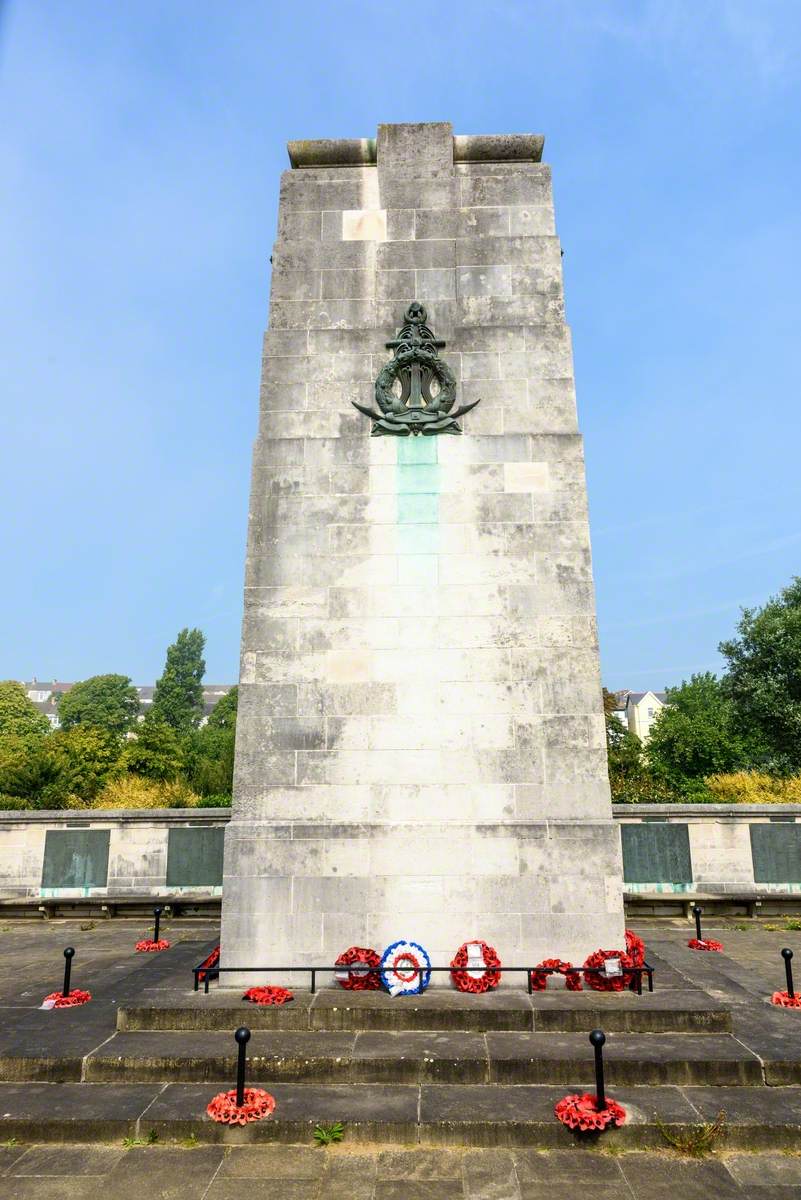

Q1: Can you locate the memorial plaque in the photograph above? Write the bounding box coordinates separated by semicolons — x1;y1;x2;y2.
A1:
621;823;692;885
750;823;801;884
166;827;224;888
41;829;110;890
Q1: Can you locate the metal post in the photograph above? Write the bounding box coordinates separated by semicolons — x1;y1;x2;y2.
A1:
692;904;703;942
152;906;163;943
193;969;199;992
234;1026;251;1107
782;948;795;998
310;968;316;995
62;947;75;998
589;1029;606;1111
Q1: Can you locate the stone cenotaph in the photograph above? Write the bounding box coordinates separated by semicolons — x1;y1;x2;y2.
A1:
221;122;625;983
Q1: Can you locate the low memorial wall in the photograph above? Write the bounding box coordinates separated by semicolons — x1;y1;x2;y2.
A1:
2;805;801;910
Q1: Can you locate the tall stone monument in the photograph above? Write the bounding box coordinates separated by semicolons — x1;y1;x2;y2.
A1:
221;122;625;983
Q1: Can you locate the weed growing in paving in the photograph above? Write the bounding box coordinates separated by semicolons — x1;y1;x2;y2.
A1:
0;1138;19;1149
656;1110;726;1156
314;1122;345;1146
765;920;801;932
179;1134;199;1148
122;1130;159;1148
598;1142;626;1156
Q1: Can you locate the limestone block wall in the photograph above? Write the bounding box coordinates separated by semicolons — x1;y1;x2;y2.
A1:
0;810;227;899
4;807;801;900
222;122;625;981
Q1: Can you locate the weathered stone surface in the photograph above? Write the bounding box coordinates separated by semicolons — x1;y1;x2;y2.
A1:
222;122;625;982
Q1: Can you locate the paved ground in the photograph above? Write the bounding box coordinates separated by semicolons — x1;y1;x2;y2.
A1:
2;1143;801;1199
3;915;801;1195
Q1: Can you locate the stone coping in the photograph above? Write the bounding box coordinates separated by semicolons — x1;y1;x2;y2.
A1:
287;133;544;168
0;807;230;825
4;803;800;825
613;803;801;818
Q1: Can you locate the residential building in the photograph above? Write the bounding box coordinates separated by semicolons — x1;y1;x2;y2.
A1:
623;690;668;741
20;680;233;730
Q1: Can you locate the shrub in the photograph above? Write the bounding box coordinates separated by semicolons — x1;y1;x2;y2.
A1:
92;776;201;809
705;772;801;804
0;793;30;810
195;792;232;808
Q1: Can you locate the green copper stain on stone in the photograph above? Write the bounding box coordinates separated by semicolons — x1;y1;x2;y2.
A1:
398;437;438;465
397;493;439;524
396;436;439;565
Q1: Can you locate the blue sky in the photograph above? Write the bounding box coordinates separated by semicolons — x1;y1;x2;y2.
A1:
2;1;800;689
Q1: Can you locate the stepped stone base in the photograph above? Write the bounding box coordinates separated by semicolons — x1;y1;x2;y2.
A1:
3;1081;801;1150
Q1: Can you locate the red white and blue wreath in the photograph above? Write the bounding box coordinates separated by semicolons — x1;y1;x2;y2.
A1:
380;939;432;996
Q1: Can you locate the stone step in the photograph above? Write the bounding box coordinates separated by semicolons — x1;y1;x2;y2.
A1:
2;1028;767;1087
2;1081;801;1149
118;986;732;1034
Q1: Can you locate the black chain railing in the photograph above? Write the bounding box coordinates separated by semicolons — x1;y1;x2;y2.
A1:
192;960;655;995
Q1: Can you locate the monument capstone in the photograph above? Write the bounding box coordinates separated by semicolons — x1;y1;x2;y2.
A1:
221;122;625;983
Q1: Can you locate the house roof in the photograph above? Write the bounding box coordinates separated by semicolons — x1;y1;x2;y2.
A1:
626;691;668;706
22;681;234;718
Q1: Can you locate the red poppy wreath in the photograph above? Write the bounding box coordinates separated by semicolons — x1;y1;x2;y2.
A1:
450;940;502;993
207;1088;276;1125
624;929;646;967
242;986;294;1005
772;990;801;1008
42;989;92;1008
334;946;382;991
530;958;582;992
582;948;635;992
687;937;723;952
555;1092;627;1132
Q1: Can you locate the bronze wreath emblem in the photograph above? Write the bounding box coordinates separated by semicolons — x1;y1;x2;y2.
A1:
353;302;479;436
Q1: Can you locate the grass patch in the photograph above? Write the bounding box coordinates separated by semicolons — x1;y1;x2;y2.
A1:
123;1130;159;1148
765;919;801;932
656;1110;726;1157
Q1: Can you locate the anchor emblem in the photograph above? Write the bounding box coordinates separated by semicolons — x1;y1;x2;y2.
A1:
353;303;480;436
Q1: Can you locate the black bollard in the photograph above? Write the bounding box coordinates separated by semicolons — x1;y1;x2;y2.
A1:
589;1029;606;1111
692;904;703;942
782;948;795;999
152;906;163;944
62;947;75;998
234;1026;251;1107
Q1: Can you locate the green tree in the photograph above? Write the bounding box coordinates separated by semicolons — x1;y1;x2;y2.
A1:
602;688;675;803
151;628;206;731
183;725;235;796
124;717;184;781
57;674;140;735
646;672;747;796
0;681;50;738
720;577;801;772
49;726;123;802
206;686;238;730
0;734;69;808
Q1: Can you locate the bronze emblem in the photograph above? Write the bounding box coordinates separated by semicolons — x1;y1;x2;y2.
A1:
353;303;479;436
